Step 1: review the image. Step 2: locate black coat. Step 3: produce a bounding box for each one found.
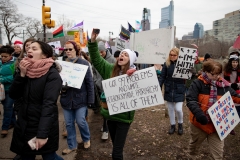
[159,61,185,102]
[9,64,62,155]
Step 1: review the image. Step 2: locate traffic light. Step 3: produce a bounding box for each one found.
[42,6,51,25]
[47,20,55,28]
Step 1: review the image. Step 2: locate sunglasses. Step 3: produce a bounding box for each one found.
[64,48,73,51]
[170,54,177,57]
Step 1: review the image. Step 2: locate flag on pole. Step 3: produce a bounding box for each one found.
[233,36,240,49]
[128,22,135,33]
[119,25,130,40]
[53,25,64,38]
[67,21,84,35]
[135,20,142,32]
[87,30,90,41]
[105,41,110,49]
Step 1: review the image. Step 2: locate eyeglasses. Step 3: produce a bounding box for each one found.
[170,54,177,57]
[64,48,73,51]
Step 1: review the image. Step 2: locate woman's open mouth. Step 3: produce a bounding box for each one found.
[27,54,33,58]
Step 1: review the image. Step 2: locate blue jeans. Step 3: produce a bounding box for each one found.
[63,106,90,149]
[21,152,63,160]
[1,91,16,130]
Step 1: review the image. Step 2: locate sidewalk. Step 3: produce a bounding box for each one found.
[0,102,83,160]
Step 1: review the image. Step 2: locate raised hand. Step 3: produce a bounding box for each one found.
[91,28,100,43]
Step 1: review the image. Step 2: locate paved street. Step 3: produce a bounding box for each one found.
[0,102,84,160]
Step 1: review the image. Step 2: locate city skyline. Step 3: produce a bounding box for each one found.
[0,0,239,44]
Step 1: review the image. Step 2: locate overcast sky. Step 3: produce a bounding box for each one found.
[2,0,240,44]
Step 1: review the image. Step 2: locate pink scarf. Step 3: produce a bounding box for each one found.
[22,57,54,78]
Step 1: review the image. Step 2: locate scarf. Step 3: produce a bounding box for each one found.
[201,72,230,121]
[22,57,54,78]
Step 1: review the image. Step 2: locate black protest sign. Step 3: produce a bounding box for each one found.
[172,47,197,79]
[102,67,164,115]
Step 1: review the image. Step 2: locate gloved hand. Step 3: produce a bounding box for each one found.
[189,67,196,75]
[61,82,69,92]
[195,113,208,125]
[127,68,136,76]
[231,83,239,91]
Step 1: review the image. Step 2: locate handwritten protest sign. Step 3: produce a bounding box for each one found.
[56,60,88,89]
[130,28,174,64]
[115,37,130,51]
[207,91,240,141]
[48,41,61,54]
[172,47,197,79]
[102,67,164,115]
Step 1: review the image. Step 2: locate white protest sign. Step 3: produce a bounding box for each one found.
[172,47,197,79]
[115,37,130,51]
[130,28,174,64]
[48,41,61,54]
[102,67,164,115]
[207,91,240,141]
[56,60,88,89]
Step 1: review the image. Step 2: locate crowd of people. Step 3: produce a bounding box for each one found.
[0,29,240,160]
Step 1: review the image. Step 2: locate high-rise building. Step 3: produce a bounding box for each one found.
[141,8,151,31]
[159,0,174,28]
[213,10,240,42]
[193,23,204,39]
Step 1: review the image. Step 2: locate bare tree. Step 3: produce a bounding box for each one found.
[0,0,25,45]
[24,17,43,39]
[57,14,75,32]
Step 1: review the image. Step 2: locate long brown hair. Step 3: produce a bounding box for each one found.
[166,47,179,67]
[111,61,130,78]
[15,38,36,67]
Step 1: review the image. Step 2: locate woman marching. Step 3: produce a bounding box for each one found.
[159,48,185,135]
[0,45,16,137]
[186,60,240,159]
[60,41,94,155]
[9,41,63,160]
[88,29,138,160]
[223,55,240,135]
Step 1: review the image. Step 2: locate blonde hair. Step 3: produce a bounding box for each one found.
[165,47,179,67]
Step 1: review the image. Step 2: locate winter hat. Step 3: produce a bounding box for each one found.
[65,41,78,52]
[114,50,121,58]
[228,46,240,56]
[204,53,211,60]
[98,41,105,51]
[14,40,23,49]
[120,49,138,68]
[229,55,239,61]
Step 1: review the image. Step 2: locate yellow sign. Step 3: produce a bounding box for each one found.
[74,32,80,43]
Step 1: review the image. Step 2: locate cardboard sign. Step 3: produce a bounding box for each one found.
[130,28,174,64]
[115,37,130,51]
[48,41,61,54]
[102,67,164,115]
[207,91,240,141]
[172,47,197,79]
[56,60,88,89]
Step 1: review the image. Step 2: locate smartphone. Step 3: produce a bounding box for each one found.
[93,29,100,34]
[28,137,36,150]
